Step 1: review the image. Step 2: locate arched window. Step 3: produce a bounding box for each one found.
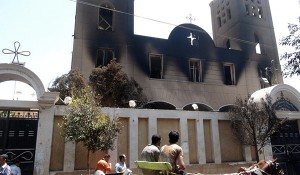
[142,101,176,110]
[254,34,261,54]
[258,7,263,18]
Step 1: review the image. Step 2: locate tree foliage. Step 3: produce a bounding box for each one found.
[89,59,147,107]
[228,94,285,162]
[62,87,122,153]
[49,69,86,100]
[279,16,300,77]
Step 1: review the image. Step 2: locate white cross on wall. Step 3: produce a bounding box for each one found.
[187,33,196,46]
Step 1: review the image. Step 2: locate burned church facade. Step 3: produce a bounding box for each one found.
[71,0,284,110]
[71,0,300,174]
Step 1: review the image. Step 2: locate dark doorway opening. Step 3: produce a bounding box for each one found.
[0,109,39,175]
[271,120,300,175]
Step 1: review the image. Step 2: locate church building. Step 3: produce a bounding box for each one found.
[71,0,283,110]
[1,1,300,175]
[71,0,300,174]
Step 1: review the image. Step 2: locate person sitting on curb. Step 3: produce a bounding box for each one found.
[95,154,112,175]
[115,154,132,175]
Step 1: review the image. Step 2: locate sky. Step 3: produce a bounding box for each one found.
[0,0,299,101]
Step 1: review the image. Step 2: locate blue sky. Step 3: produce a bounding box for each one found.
[0,0,299,100]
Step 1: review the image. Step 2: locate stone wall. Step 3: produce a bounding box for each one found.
[50,107,257,174]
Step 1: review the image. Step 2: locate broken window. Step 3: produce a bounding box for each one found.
[258,7,263,18]
[96,48,114,67]
[217,17,222,27]
[149,54,163,79]
[224,63,235,85]
[226,39,231,49]
[98,5,113,31]
[255,44,261,54]
[245,4,250,15]
[189,59,202,82]
[226,9,231,20]
[254,34,261,54]
[260,77,270,88]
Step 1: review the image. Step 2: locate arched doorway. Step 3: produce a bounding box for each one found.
[0,63,45,175]
[271,120,300,175]
[251,84,300,175]
[271,92,300,175]
[0,110,39,175]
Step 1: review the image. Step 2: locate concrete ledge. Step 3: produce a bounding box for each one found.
[184,162,253,174]
[54,172,123,175]
[52,162,254,175]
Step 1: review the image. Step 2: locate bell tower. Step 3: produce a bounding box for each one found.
[210,0,283,84]
[71,0,134,78]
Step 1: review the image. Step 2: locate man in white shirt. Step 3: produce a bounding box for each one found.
[115,154,132,175]
[0,154,11,175]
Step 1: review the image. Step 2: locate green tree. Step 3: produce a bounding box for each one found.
[89,59,147,107]
[280,16,300,77]
[48,69,86,100]
[228,95,285,162]
[62,87,122,173]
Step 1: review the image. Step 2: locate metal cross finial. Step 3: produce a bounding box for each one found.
[2,41,31,64]
[186,13,195,23]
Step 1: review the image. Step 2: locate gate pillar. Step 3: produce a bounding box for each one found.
[34,92,59,175]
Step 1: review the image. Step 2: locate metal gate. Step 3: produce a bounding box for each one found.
[0,110,39,175]
[271,120,300,175]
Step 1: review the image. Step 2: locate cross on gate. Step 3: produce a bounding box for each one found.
[2,41,31,64]
[186,13,195,23]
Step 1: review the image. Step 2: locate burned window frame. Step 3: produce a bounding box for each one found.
[96,48,115,67]
[254,34,261,54]
[189,58,203,82]
[223,62,236,85]
[149,53,163,79]
[98,4,114,31]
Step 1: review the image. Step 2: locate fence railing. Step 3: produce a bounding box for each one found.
[272,144,300,155]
